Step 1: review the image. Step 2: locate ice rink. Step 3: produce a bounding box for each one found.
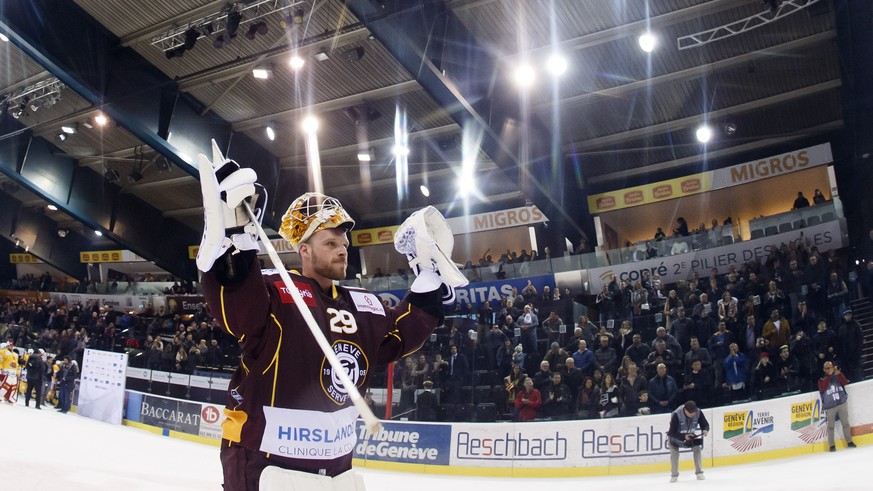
[3,398,867,490]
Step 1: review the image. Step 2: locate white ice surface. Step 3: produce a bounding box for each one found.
[3,399,867,490]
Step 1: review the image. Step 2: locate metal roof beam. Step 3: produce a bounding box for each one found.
[566,79,842,151]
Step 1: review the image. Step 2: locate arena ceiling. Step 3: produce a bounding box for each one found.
[0,0,862,280]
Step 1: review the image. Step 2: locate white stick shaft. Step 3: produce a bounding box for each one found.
[243,203,383,434]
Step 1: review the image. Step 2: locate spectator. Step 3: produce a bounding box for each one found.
[618,362,648,416]
[543,342,570,373]
[415,380,438,421]
[817,362,856,452]
[752,351,779,399]
[517,304,539,357]
[514,377,542,422]
[532,360,554,395]
[541,311,565,347]
[762,308,792,352]
[561,357,584,408]
[572,340,595,377]
[541,372,573,420]
[836,309,863,381]
[577,377,598,419]
[723,343,747,402]
[683,359,713,408]
[594,335,618,377]
[648,363,678,413]
[625,333,651,367]
[792,191,810,209]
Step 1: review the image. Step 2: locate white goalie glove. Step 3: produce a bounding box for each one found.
[394,206,468,304]
[196,140,267,272]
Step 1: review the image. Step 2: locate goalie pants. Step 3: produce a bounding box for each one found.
[669,444,703,478]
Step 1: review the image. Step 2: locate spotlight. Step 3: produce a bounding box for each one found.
[226,11,243,39]
[61,124,77,134]
[128,170,144,183]
[104,168,120,183]
[0,33,8,42]
[392,145,409,157]
[213,34,228,49]
[245,21,267,40]
[57,228,68,238]
[545,53,567,76]
[763,0,781,15]
[47,204,58,211]
[94,230,103,237]
[357,151,372,162]
[183,27,199,50]
[30,103,39,112]
[313,49,330,62]
[11,106,24,119]
[343,47,365,63]
[57,133,67,142]
[695,125,713,143]
[293,8,305,24]
[724,122,737,136]
[265,124,275,141]
[513,64,535,89]
[252,65,272,79]
[289,55,304,70]
[420,185,430,197]
[639,32,656,53]
[94,113,108,126]
[82,119,94,129]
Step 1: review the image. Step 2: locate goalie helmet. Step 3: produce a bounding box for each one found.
[279,193,355,251]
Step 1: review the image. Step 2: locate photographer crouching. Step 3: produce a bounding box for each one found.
[667,400,710,483]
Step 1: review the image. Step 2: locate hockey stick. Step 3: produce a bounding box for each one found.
[242,202,383,434]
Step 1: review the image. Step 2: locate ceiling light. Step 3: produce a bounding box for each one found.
[56,133,67,142]
[30,103,39,112]
[357,151,372,162]
[252,65,272,79]
[545,53,567,76]
[11,106,24,119]
[301,116,319,133]
[61,124,77,134]
[57,228,68,238]
[94,113,108,126]
[513,64,536,89]
[47,204,58,211]
[696,125,713,143]
[94,230,103,237]
[0,33,8,42]
[313,49,330,62]
[293,8,305,24]
[638,32,657,53]
[289,55,305,70]
[724,122,737,136]
[82,119,94,129]
[420,185,430,197]
[265,124,275,141]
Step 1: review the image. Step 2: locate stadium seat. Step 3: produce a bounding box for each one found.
[473,385,493,404]
[793,219,804,230]
[472,370,491,386]
[821,212,835,222]
[454,403,475,421]
[779,222,793,233]
[475,403,498,422]
[764,226,779,236]
[806,215,821,226]
[750,229,764,239]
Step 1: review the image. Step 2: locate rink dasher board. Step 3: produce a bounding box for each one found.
[108,380,873,476]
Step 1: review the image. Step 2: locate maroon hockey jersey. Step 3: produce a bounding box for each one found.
[202,258,439,476]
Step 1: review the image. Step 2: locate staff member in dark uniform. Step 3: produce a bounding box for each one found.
[24,349,47,409]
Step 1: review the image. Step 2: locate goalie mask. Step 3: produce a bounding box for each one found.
[279,193,355,251]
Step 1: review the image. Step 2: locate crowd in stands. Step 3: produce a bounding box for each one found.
[397,238,868,423]
[3,232,872,424]
[0,297,238,377]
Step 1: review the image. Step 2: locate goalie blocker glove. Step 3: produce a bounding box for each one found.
[196,140,268,272]
[394,206,468,304]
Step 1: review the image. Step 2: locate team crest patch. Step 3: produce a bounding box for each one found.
[349,291,385,316]
[320,340,369,405]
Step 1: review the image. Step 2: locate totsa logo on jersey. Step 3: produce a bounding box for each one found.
[791,400,827,443]
[722,410,774,452]
[321,340,369,405]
